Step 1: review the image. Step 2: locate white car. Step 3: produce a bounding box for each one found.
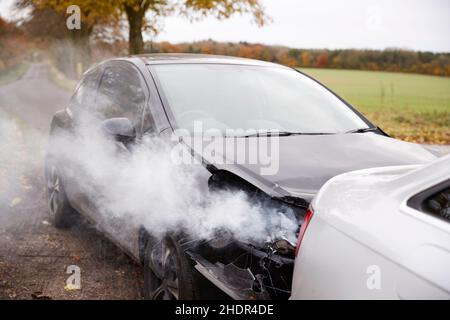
[290,155,450,299]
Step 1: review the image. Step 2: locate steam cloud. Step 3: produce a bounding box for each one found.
[50,113,298,245]
[0,115,48,229]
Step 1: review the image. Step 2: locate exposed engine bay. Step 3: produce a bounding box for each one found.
[185,237,299,300]
[180,170,307,300]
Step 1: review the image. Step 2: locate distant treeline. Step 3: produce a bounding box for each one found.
[2,12,450,78]
[147,40,450,77]
[0,17,27,72]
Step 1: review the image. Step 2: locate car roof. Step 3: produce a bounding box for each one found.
[124,53,287,68]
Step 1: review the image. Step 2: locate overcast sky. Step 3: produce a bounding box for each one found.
[1,0,449,52]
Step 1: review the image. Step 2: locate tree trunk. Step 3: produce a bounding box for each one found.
[125,5,145,55]
[69,25,92,79]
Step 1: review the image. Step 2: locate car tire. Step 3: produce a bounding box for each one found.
[45,160,77,229]
[143,235,198,300]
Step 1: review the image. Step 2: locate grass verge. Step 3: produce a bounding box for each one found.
[0,63,30,86]
[48,64,77,92]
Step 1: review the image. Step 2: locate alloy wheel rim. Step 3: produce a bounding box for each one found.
[47,165,60,214]
[147,239,180,300]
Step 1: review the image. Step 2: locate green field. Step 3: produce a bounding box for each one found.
[299,68,450,144]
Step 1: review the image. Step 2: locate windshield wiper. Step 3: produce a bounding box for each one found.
[232,131,334,138]
[345,127,378,134]
[240,131,295,138]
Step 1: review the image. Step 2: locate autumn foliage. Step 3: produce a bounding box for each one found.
[144,40,450,77]
[0,17,28,73]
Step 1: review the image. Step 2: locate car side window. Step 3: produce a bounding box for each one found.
[70,69,99,112]
[96,66,146,129]
[424,187,450,221]
[408,180,450,223]
[141,106,155,133]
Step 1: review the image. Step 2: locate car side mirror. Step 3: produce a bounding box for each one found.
[101,117,136,142]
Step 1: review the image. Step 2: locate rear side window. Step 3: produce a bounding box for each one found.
[424,188,450,221]
[96,66,146,128]
[408,180,450,223]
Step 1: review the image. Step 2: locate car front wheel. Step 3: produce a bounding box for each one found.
[143,235,197,300]
[45,161,77,228]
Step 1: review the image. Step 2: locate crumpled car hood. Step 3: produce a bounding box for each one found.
[187,132,436,201]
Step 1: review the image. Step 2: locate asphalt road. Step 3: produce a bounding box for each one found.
[0,64,71,131]
[0,64,143,300]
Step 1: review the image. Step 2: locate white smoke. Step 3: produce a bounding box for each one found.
[0,114,48,229]
[50,113,298,245]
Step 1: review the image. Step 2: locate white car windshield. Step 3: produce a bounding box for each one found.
[152,64,369,134]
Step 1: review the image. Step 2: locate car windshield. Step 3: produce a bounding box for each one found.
[152,64,369,134]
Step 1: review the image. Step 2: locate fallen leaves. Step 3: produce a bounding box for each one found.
[31,291,52,300]
[64,284,80,291]
[19,175,32,190]
[71,254,81,262]
[364,109,450,144]
[9,197,22,208]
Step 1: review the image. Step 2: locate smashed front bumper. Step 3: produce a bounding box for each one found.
[185,238,296,300]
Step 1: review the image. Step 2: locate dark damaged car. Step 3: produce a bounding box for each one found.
[45,54,435,299]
